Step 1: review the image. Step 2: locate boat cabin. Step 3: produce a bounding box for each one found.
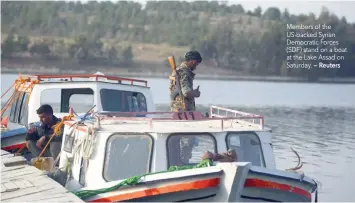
[3,73,154,130]
[59,106,276,192]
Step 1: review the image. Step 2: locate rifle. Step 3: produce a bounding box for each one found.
[168,56,186,111]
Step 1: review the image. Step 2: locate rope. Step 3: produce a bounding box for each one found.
[0,76,35,117]
[26,80,40,104]
[1,89,22,117]
[1,88,17,109]
[1,82,15,99]
[81,126,96,160]
[35,115,74,160]
[72,159,213,200]
[70,119,96,165]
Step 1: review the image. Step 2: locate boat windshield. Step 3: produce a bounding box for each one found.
[100,89,147,112]
[103,134,153,182]
[167,133,217,167]
[226,132,265,167]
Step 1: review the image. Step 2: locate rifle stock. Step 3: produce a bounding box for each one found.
[168,56,176,74]
[168,56,186,110]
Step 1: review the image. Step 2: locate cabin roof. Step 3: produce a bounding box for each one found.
[97,119,266,133]
[15,73,148,89]
[65,118,267,133]
[65,109,267,133]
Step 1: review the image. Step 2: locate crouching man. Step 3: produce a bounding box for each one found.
[26,104,63,160]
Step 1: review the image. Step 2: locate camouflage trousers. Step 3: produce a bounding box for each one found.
[170,96,196,112]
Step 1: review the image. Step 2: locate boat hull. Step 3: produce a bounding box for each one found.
[76,162,252,202]
[88,177,220,202]
[1,128,27,152]
[241,167,317,202]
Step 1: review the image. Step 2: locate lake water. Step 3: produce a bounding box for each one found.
[1,73,355,201]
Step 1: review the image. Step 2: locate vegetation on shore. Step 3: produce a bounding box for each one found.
[1,1,355,80]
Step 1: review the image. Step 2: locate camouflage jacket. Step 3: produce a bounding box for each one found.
[169,62,196,111]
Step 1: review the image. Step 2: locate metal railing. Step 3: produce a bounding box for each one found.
[92,106,264,131]
[23,74,148,87]
[209,106,264,130]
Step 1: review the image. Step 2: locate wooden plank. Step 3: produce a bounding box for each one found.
[2,182,80,202]
[2,172,47,182]
[35,193,69,200]
[10,193,67,202]
[1,150,10,156]
[0,150,83,203]
[46,195,83,202]
[1,171,81,201]
[1,164,41,176]
[2,182,20,192]
[6,194,82,203]
[1,165,26,172]
[21,180,34,188]
[2,156,27,167]
[0,186,6,193]
[29,176,66,189]
[1,168,43,180]
[1,185,55,200]
[13,179,34,189]
[1,153,14,160]
[7,187,73,202]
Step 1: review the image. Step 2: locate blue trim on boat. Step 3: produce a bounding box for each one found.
[1,128,27,138]
[1,121,41,139]
[241,195,281,202]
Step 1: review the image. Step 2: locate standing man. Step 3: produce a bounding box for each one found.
[169,51,202,112]
[26,104,63,160]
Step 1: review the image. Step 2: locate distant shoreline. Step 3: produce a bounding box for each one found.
[2,67,355,84]
[2,57,355,84]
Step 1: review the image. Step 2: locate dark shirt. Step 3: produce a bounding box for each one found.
[25,116,63,143]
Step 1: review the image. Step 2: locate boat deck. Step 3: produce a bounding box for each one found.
[0,150,84,202]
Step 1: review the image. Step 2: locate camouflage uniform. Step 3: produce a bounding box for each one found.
[170,62,196,112]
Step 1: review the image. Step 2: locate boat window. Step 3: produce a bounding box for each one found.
[100,89,147,112]
[19,93,29,125]
[226,132,265,167]
[40,88,94,113]
[167,133,217,167]
[9,92,24,123]
[103,134,153,182]
[9,95,18,122]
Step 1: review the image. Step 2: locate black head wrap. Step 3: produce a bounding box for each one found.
[184,51,202,63]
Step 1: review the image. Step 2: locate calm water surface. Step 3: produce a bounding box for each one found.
[1,73,355,201]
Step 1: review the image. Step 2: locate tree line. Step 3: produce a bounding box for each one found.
[1,1,355,79]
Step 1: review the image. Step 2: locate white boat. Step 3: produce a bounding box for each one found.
[1,73,153,154]
[0,73,319,202]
